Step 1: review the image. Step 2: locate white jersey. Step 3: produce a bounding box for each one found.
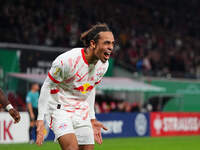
[37,48,108,120]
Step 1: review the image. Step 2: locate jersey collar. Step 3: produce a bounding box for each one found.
[81,48,89,65]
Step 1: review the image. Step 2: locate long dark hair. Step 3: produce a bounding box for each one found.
[80,23,111,47]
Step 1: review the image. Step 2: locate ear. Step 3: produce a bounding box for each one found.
[90,40,96,49]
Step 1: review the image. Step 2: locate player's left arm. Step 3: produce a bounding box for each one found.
[90,62,109,144]
[87,88,108,144]
[0,88,21,123]
[87,88,96,119]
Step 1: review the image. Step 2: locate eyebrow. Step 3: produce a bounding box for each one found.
[104,40,115,44]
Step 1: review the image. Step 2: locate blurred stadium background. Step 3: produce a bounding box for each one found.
[1,0,200,149]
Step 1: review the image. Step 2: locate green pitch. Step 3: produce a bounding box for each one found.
[1,136,200,150]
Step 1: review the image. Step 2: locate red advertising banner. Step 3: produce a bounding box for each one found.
[150,112,200,137]
[0,112,30,143]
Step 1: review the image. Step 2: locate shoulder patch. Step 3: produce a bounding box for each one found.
[54,67,61,76]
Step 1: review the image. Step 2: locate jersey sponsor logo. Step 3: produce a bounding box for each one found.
[74,83,94,94]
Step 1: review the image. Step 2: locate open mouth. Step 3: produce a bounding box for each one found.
[104,51,111,60]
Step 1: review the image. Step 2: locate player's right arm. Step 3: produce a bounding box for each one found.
[36,57,67,146]
[0,88,10,108]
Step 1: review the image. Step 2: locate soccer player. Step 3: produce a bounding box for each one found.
[0,88,21,123]
[26,83,39,143]
[36,23,114,150]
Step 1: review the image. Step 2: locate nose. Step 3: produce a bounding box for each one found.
[108,44,114,51]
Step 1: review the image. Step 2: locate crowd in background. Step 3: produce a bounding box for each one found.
[2,92,149,113]
[95,95,142,114]
[1,0,200,79]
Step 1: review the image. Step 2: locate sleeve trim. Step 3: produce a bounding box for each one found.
[95,80,101,85]
[48,72,60,84]
[50,89,59,94]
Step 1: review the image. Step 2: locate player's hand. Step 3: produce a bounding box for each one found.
[8,108,21,123]
[36,120,45,146]
[91,119,108,144]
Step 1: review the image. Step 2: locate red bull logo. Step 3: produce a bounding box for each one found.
[74,83,94,94]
